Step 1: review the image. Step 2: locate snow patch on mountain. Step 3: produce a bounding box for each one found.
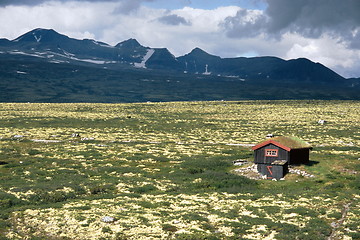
[9,50,46,58]
[60,49,75,57]
[203,64,211,75]
[134,49,155,68]
[33,33,42,42]
[91,40,113,48]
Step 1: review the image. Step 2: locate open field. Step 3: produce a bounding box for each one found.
[0,100,359,239]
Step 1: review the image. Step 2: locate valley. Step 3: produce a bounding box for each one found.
[0,100,359,239]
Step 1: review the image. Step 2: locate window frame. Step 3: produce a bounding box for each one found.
[265,149,278,157]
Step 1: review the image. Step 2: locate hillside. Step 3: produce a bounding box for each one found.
[0,101,359,239]
[0,28,359,102]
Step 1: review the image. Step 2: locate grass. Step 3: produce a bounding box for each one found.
[0,100,359,239]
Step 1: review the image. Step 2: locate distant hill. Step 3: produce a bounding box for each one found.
[0,28,358,102]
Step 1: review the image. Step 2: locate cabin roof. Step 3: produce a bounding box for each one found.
[252,136,312,152]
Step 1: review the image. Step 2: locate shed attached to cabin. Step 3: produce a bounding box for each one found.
[252,136,312,179]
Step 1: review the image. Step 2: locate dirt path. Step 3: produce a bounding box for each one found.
[328,202,352,240]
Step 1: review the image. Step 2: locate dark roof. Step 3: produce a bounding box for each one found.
[252,136,312,151]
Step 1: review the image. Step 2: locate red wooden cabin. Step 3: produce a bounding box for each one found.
[252,136,312,179]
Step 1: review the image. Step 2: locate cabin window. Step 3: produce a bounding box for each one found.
[265,149,278,157]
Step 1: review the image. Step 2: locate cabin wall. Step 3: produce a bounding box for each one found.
[289,149,310,165]
[257,163,288,180]
[254,144,288,164]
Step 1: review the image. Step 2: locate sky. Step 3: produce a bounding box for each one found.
[0,0,359,78]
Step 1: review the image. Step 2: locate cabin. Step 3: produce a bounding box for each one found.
[252,136,312,179]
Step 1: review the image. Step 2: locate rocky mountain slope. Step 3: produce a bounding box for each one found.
[0,28,358,102]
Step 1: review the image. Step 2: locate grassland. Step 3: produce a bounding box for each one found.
[0,100,359,239]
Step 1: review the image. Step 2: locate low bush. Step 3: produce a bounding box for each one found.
[284,206,318,217]
[88,184,115,195]
[162,224,177,232]
[130,184,157,194]
[28,190,76,204]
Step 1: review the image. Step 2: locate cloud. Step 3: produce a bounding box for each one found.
[0,1,117,40]
[222,9,267,38]
[218,0,360,77]
[0,0,99,6]
[157,14,191,26]
[264,0,360,52]
[0,0,154,12]
[113,0,155,14]
[265,0,360,36]
[223,0,360,47]
[1,1,360,77]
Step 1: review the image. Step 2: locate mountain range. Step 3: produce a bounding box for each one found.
[0,28,359,102]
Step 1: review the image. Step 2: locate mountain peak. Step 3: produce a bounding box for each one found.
[190,47,209,55]
[115,38,143,49]
[13,28,68,43]
[186,47,220,59]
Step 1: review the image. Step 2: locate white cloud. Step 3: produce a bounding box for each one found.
[285,34,360,77]
[0,1,360,77]
[101,6,241,55]
[0,1,117,40]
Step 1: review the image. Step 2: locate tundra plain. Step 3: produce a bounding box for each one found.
[0,100,359,239]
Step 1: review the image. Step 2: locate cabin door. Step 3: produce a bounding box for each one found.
[266,165,274,179]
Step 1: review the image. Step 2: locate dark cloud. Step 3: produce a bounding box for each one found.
[158,14,191,26]
[265,0,360,37]
[0,0,47,5]
[222,9,267,38]
[223,0,360,48]
[114,0,151,14]
[0,0,151,7]
[0,0,155,15]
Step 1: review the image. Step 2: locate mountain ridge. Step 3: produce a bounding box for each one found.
[0,28,347,80]
[0,28,359,102]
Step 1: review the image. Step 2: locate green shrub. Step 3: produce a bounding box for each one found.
[349,232,360,239]
[175,232,222,240]
[303,218,332,239]
[275,223,301,239]
[72,205,91,210]
[101,226,113,234]
[162,224,177,232]
[195,171,257,192]
[0,219,11,229]
[138,201,157,209]
[0,191,22,208]
[28,190,76,204]
[130,184,157,194]
[0,199,12,209]
[284,206,318,217]
[182,212,208,222]
[327,211,342,219]
[228,221,250,235]
[324,182,345,190]
[88,184,114,195]
[350,175,360,190]
[187,168,204,174]
[27,149,42,155]
[182,157,232,172]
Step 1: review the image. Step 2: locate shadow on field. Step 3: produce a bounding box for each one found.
[305,160,320,166]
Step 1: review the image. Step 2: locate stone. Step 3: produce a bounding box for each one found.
[101,216,115,223]
[71,133,80,137]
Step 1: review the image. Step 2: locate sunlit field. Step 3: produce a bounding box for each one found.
[0,100,359,239]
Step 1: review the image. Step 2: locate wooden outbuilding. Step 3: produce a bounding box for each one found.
[252,136,312,179]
